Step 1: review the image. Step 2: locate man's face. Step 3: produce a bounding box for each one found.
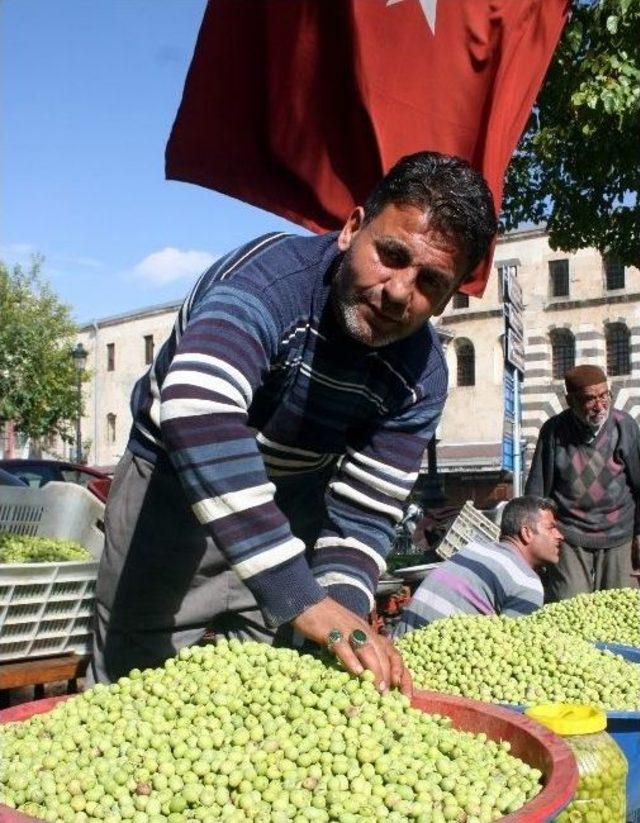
[567,381,611,428]
[332,203,469,348]
[528,509,563,567]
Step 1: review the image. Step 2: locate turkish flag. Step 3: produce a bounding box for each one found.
[166,0,569,295]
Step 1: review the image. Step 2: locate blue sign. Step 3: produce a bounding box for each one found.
[502,433,514,473]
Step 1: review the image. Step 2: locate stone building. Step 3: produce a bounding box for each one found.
[437,227,640,506]
[68,229,640,509]
[74,301,180,468]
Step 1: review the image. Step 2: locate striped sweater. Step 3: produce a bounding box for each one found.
[128,231,447,627]
[394,540,544,637]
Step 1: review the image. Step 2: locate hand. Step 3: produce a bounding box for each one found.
[291,597,413,697]
[632,536,640,571]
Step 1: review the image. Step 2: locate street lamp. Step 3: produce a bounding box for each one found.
[72,342,88,464]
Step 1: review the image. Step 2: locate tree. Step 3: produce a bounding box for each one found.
[502,0,639,265]
[0,257,85,448]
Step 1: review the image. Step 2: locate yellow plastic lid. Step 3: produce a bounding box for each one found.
[525,703,607,736]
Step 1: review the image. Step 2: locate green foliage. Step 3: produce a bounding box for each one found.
[502,0,639,265]
[0,257,84,443]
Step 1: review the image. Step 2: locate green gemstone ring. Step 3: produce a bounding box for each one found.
[326,628,343,653]
[348,628,369,650]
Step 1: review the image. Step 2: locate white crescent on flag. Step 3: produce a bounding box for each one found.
[386,0,438,34]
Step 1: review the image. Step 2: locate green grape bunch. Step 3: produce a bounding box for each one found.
[528,589,640,648]
[0,532,91,564]
[397,615,640,712]
[1,640,544,823]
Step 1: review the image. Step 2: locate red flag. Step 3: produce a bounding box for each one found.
[166,0,569,295]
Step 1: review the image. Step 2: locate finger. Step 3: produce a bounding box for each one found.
[354,639,390,691]
[387,644,405,690]
[399,664,414,698]
[331,639,365,678]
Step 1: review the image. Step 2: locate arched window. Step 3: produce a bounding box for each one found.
[550,329,575,379]
[606,323,631,376]
[456,339,475,387]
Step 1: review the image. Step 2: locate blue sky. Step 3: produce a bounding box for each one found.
[2,0,304,323]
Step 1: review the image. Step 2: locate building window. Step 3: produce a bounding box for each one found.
[550,329,575,379]
[452,292,469,309]
[456,338,475,387]
[106,413,116,444]
[144,334,154,365]
[497,264,516,303]
[549,259,569,298]
[604,257,625,291]
[107,343,115,372]
[606,323,631,376]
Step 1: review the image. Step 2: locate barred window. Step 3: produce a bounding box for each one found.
[456,338,475,387]
[606,323,631,376]
[604,258,625,291]
[549,259,569,298]
[452,292,469,309]
[550,329,575,379]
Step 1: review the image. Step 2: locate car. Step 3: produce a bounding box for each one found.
[0,459,110,491]
[0,467,28,487]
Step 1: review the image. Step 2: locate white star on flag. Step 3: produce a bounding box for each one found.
[386,0,438,34]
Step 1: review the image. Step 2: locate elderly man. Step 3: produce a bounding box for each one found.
[90,151,496,688]
[394,496,563,636]
[525,365,640,601]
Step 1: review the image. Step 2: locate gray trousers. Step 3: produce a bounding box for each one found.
[89,449,330,684]
[542,538,638,603]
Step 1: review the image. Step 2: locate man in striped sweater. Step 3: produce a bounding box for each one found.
[90,152,497,687]
[394,496,563,636]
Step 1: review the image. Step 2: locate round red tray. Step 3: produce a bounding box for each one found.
[1,690,577,822]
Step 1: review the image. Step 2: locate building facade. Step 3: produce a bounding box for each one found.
[73,301,180,468]
[437,227,640,506]
[66,231,639,510]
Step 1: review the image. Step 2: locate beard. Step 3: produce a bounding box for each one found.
[331,251,413,348]
[573,406,609,429]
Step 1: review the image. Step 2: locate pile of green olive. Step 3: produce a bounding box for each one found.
[1,640,544,823]
[397,615,640,710]
[528,588,640,648]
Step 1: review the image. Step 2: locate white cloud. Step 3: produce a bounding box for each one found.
[133,247,216,285]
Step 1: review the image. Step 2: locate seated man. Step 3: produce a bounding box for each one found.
[394,496,563,636]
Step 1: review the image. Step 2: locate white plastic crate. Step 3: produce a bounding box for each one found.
[0,482,104,661]
[436,500,500,560]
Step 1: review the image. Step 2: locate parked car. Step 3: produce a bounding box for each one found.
[0,467,28,487]
[0,459,109,491]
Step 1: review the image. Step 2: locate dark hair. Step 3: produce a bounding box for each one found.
[363,151,497,275]
[499,496,557,540]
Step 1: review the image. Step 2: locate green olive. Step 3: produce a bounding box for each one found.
[0,639,545,820]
